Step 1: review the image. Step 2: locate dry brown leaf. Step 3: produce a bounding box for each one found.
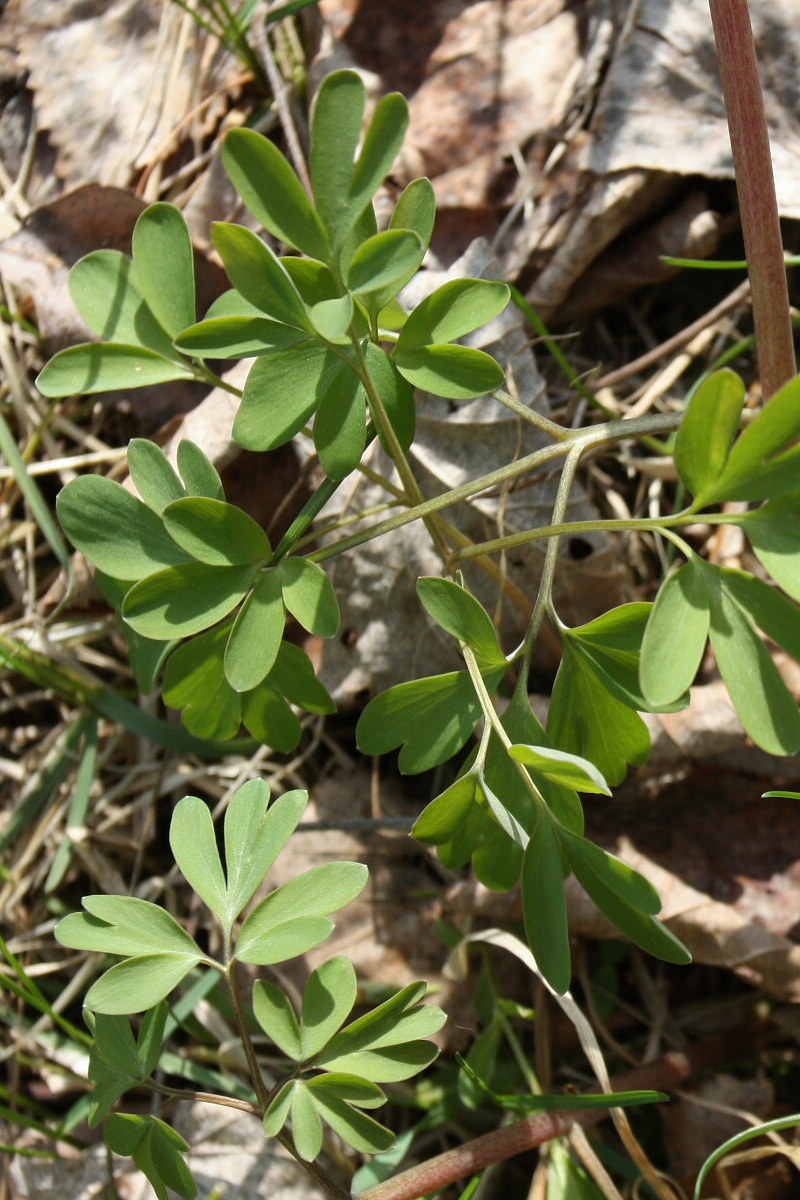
[585,0,800,219]
[10,0,201,187]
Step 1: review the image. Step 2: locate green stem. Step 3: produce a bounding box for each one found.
[517,443,583,680]
[149,1081,259,1116]
[351,337,450,561]
[310,412,687,565]
[708,0,796,397]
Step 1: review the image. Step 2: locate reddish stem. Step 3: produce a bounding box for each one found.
[356,1039,728,1200]
[708,0,795,398]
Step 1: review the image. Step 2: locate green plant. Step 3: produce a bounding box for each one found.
[36,55,800,991]
[29,0,800,1187]
[54,778,446,1198]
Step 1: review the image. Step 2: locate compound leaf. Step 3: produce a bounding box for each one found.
[548,641,650,787]
[56,895,201,958]
[225,783,307,921]
[309,295,354,343]
[509,744,611,796]
[162,497,271,566]
[241,684,302,751]
[390,177,435,251]
[710,374,800,500]
[310,70,367,244]
[162,624,243,741]
[233,340,331,451]
[356,670,490,774]
[307,1089,395,1154]
[235,862,367,965]
[566,836,691,966]
[268,640,336,714]
[175,315,308,358]
[169,796,228,924]
[176,439,225,501]
[559,831,662,915]
[708,575,800,754]
[347,230,423,297]
[290,1081,324,1161]
[84,954,203,1015]
[106,1114,196,1200]
[68,251,175,358]
[313,360,367,480]
[128,439,185,513]
[739,493,800,602]
[253,980,303,1061]
[301,956,358,1059]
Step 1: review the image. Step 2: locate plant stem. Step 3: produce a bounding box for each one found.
[708,0,796,397]
[351,337,451,561]
[310,412,687,564]
[224,962,271,1114]
[354,1041,727,1200]
[518,444,582,673]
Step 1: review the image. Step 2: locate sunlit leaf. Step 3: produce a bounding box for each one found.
[395,279,510,351]
[357,670,489,773]
[176,439,225,501]
[37,343,192,397]
[416,577,506,669]
[640,559,710,707]
[123,561,257,639]
[509,744,611,796]
[175,315,309,358]
[132,203,196,337]
[224,569,285,692]
[222,127,330,261]
[235,862,368,965]
[128,439,185,513]
[84,954,203,1015]
[674,368,744,506]
[347,230,423,297]
[301,956,358,1059]
[395,343,504,399]
[162,497,271,566]
[709,374,800,500]
[57,475,189,580]
[211,222,312,330]
[68,251,175,357]
[280,558,340,637]
[233,340,331,451]
[253,980,303,1060]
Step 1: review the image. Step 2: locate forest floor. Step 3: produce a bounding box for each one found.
[1,2,800,1198]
